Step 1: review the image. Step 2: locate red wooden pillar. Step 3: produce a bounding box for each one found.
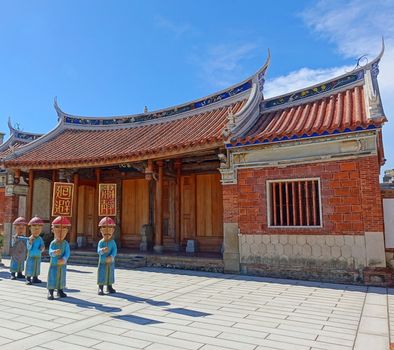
[175,159,181,249]
[154,160,164,253]
[27,169,34,219]
[70,172,79,247]
[94,169,101,241]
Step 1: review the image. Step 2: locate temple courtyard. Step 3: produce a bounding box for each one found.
[0,259,391,350]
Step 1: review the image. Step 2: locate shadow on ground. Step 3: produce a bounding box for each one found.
[58,296,122,312]
[108,291,170,307]
[112,314,162,325]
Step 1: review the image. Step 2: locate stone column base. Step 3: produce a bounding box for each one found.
[153,245,163,254]
[223,223,240,273]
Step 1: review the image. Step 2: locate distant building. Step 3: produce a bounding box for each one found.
[383,169,394,184]
[0,121,42,241]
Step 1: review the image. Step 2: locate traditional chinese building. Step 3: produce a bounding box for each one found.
[1,45,390,284]
[0,121,42,242]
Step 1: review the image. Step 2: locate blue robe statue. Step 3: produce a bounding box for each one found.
[47,240,70,290]
[25,236,45,278]
[97,239,117,286]
[10,236,28,274]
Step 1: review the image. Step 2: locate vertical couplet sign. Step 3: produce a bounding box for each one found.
[52,182,74,217]
[98,183,117,217]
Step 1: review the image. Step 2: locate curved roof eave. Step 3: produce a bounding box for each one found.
[262,39,385,111]
[53,50,271,124]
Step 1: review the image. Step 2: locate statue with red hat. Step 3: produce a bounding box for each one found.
[47,216,71,300]
[97,216,117,295]
[10,217,29,280]
[25,216,46,285]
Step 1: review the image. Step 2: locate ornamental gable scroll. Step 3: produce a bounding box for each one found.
[98,183,117,217]
[52,182,74,217]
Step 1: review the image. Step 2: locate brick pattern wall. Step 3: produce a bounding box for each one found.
[4,193,18,223]
[223,156,384,235]
[0,188,4,226]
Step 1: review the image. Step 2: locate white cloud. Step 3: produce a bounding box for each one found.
[265,0,394,174]
[155,15,192,39]
[264,65,353,98]
[191,42,260,89]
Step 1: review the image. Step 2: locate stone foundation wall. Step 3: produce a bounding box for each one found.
[239,233,386,284]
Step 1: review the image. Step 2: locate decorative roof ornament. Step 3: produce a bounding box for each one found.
[144,106,148,114]
[222,106,237,142]
[364,38,386,121]
[257,49,270,94]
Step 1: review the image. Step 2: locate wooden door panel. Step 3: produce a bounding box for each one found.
[181,175,196,240]
[196,174,223,238]
[121,179,149,236]
[85,186,95,240]
[77,185,96,244]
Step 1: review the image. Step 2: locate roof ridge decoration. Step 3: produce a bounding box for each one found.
[225,40,386,149]
[363,37,385,121]
[53,51,271,127]
[221,50,271,141]
[262,39,385,113]
[263,69,364,110]
[7,117,43,142]
[0,119,43,155]
[55,81,252,127]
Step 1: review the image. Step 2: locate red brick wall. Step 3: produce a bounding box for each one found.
[223,156,384,235]
[3,193,18,223]
[0,188,4,225]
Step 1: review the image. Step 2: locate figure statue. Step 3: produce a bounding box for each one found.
[47,216,71,300]
[97,216,117,295]
[25,216,45,285]
[10,217,28,280]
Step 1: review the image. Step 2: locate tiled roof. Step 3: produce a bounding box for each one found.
[0,141,25,159]
[232,86,386,146]
[6,100,246,167]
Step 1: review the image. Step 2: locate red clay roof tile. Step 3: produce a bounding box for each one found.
[6,100,246,167]
[235,86,385,145]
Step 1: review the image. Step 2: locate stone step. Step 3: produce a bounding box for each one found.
[15,251,224,273]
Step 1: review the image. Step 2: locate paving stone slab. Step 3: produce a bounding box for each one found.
[0,259,391,350]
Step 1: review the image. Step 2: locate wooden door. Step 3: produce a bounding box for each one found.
[77,185,96,245]
[163,180,176,240]
[121,179,149,249]
[181,175,196,241]
[196,174,223,251]
[180,173,223,252]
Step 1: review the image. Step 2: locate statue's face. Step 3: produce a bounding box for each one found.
[100,226,115,241]
[14,224,26,236]
[30,225,42,237]
[52,225,68,241]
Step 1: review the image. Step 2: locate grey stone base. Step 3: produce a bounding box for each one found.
[153,245,164,254]
[241,263,362,284]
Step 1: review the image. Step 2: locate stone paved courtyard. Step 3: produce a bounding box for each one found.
[0,258,391,350]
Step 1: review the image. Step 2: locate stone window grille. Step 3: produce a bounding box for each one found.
[267,178,322,227]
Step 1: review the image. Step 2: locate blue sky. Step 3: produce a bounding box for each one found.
[0,0,393,173]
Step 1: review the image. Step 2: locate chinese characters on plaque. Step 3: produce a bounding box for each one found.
[98,183,117,217]
[52,182,74,217]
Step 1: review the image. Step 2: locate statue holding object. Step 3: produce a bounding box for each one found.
[10,217,29,280]
[97,216,117,295]
[47,216,71,300]
[25,216,45,285]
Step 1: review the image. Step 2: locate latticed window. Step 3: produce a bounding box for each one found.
[267,179,322,227]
